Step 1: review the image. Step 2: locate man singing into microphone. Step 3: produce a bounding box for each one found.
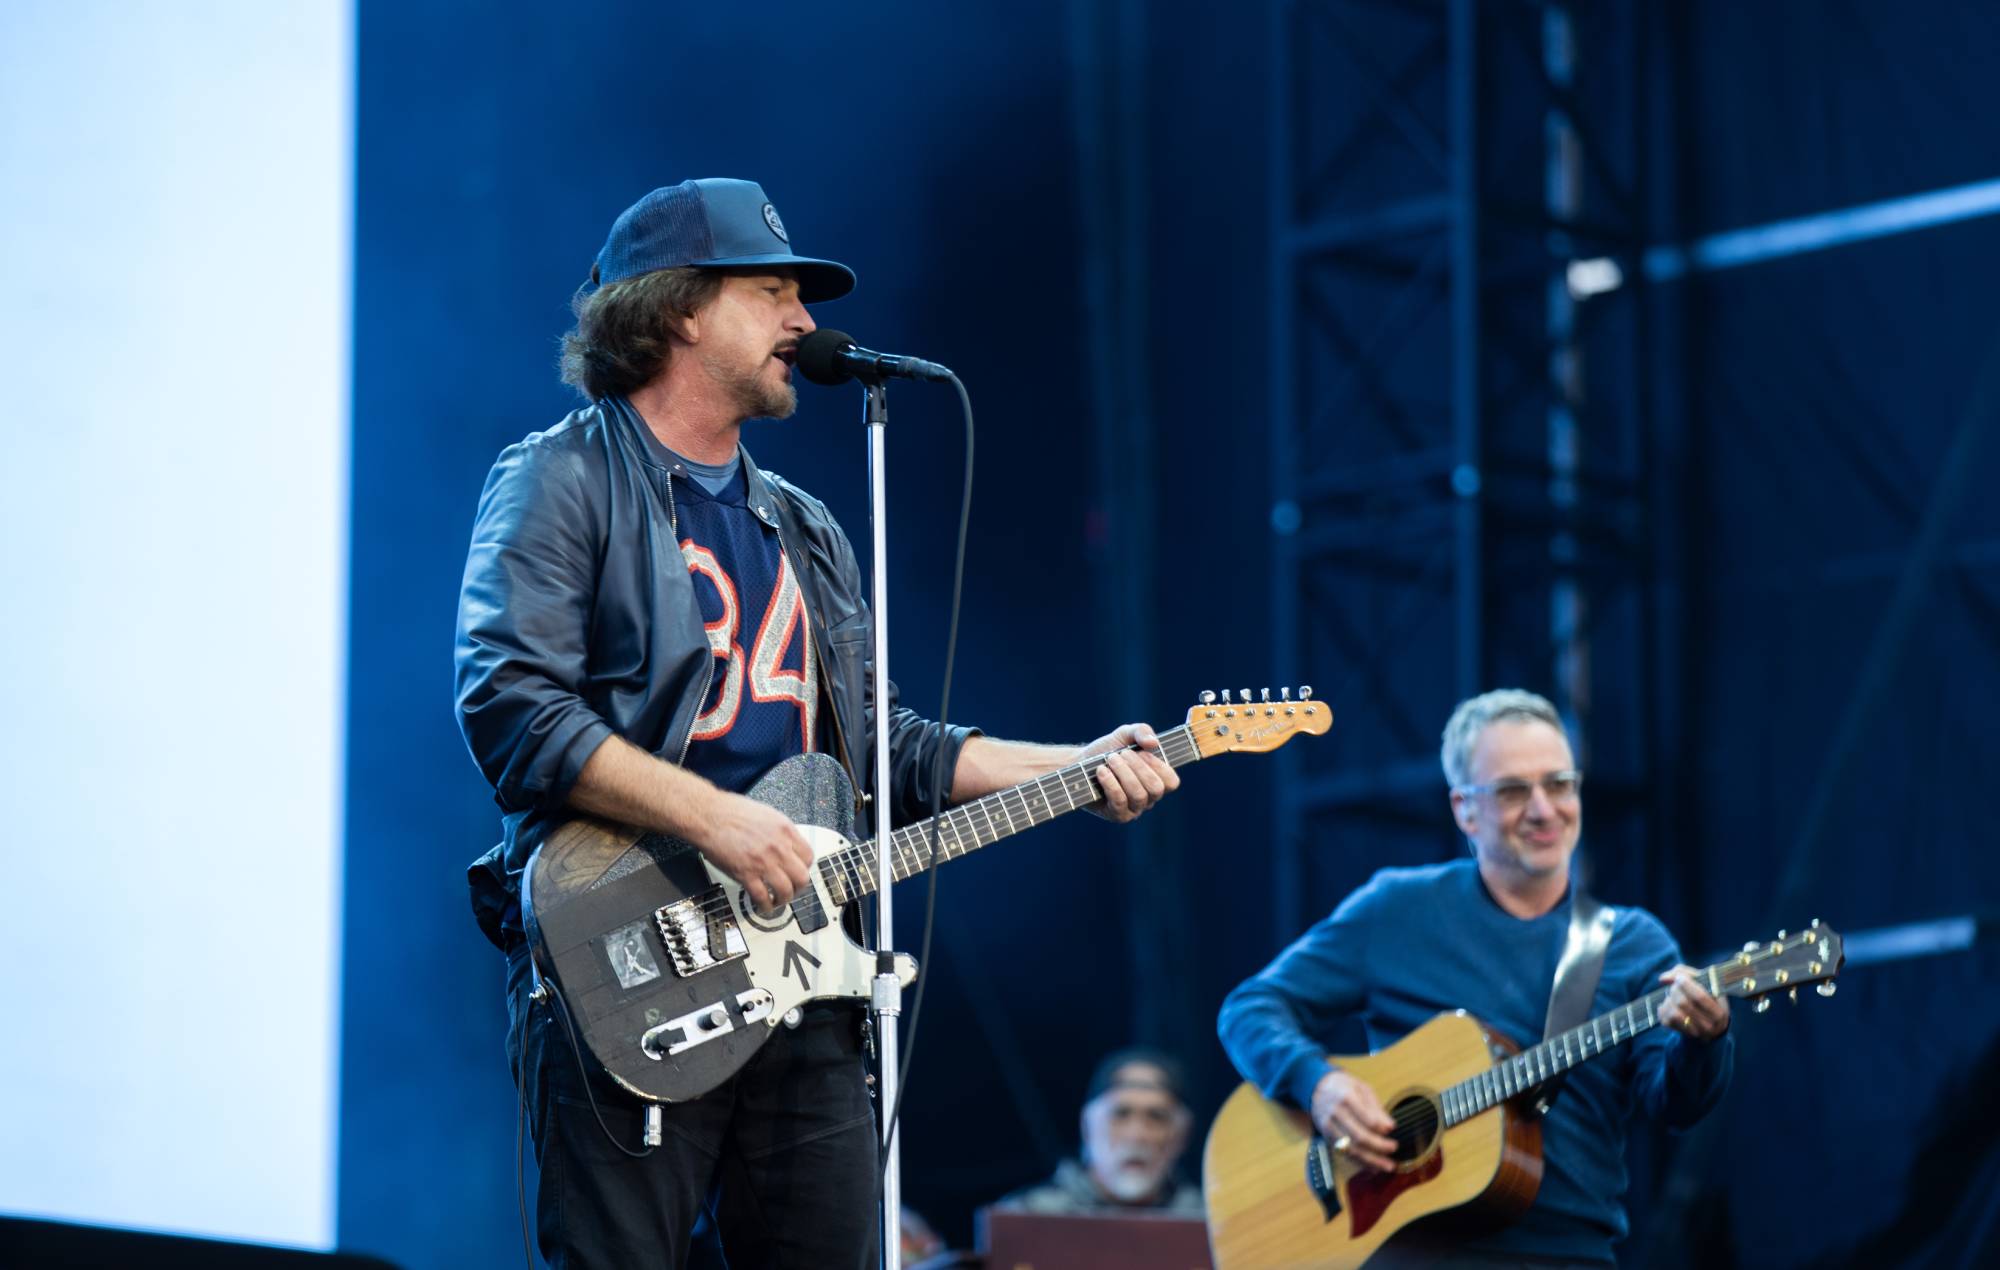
[454,178,1180,1269]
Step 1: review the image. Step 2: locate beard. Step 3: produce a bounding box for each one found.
[1092,1154,1170,1204]
[704,348,798,421]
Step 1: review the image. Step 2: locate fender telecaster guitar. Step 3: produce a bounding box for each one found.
[524,689,1329,1104]
[1203,923,1845,1269]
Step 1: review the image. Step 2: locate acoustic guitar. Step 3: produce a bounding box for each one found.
[1203,923,1845,1269]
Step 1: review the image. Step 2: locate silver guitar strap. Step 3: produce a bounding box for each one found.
[1535,873,1616,1115]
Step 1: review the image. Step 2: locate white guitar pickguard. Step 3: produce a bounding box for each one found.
[706,823,917,1024]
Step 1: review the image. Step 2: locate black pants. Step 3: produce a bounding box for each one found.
[506,950,881,1269]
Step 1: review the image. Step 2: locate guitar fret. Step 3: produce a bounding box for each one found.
[833,849,857,902]
[790,724,1237,912]
[1031,778,1059,822]
[1009,785,1037,827]
[1447,962,1744,1135]
[971,798,998,844]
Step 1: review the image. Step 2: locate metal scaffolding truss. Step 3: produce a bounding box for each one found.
[1266,0,1672,941]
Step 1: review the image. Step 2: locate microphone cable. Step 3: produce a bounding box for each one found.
[877,369,974,1172]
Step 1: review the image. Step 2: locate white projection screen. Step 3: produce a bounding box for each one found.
[0,1,350,1250]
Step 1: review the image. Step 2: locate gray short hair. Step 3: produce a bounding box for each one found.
[1440,689,1565,789]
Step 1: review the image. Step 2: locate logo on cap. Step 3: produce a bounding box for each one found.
[761,202,789,244]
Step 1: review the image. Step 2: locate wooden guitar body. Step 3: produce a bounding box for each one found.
[1203,922,1844,1268]
[1204,1011,1542,1270]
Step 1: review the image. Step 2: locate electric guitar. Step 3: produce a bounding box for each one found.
[523,688,1329,1104]
[1203,923,1846,1269]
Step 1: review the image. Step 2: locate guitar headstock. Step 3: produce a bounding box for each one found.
[1709,921,1846,1013]
[1185,686,1331,757]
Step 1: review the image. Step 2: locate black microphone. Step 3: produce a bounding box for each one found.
[795,329,953,386]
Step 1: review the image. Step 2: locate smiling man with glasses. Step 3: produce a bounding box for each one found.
[1218,689,1734,1267]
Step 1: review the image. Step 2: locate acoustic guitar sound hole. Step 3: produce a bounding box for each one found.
[1387,1094,1441,1166]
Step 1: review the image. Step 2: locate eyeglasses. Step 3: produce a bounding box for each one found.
[1456,770,1583,809]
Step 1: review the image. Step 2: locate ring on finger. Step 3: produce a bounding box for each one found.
[1331,1134,1353,1153]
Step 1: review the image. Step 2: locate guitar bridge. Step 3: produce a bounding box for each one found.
[1305,1135,1343,1222]
[655,888,747,977]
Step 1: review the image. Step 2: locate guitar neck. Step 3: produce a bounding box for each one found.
[816,723,1206,905]
[1437,968,1719,1127]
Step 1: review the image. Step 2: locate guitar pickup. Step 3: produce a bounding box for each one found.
[655,888,748,978]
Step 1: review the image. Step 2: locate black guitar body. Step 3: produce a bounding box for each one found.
[523,752,868,1103]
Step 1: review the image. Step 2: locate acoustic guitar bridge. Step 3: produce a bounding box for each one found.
[1305,1135,1344,1221]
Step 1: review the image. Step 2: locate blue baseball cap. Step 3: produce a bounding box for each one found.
[580,178,855,303]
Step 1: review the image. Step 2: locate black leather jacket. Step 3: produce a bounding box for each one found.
[455,396,975,949]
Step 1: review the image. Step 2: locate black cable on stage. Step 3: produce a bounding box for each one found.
[878,370,974,1170]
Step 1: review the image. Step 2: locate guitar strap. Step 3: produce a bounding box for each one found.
[1535,865,1616,1115]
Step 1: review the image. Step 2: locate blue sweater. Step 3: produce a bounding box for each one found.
[1217,859,1732,1264]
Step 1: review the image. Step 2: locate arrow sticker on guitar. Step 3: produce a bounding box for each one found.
[782,941,821,990]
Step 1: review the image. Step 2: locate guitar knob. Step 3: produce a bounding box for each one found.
[1817,981,1837,998]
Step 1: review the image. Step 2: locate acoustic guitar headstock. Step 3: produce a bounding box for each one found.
[1708,921,1846,1013]
[1185,687,1332,757]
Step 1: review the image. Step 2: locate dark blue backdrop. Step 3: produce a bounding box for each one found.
[339,3,1999,1268]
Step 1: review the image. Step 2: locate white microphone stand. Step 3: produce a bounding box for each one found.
[862,378,906,1270]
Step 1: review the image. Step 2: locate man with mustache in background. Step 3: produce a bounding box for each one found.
[998,1048,1205,1216]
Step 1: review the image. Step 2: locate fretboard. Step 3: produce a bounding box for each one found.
[1434,963,1724,1127]
[815,724,1205,905]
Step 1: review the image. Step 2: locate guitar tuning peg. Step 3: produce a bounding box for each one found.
[1221,689,1231,704]
[1281,687,1292,701]
[1787,988,1798,1005]
[1753,998,1771,1014]
[1742,941,1759,953]
[1810,917,1821,929]
[1816,981,1836,998]
[1239,687,1252,703]
[1200,690,1216,705]
[1777,930,1788,940]
[1261,688,1271,703]
[1298,686,1313,700]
